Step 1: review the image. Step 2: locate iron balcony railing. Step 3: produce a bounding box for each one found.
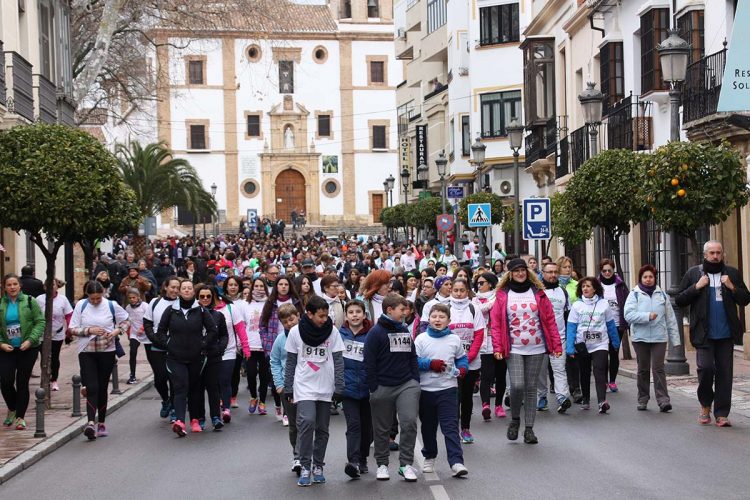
[683,43,727,124]
[35,74,58,124]
[0,41,5,106]
[606,93,653,151]
[525,116,559,168]
[5,51,34,121]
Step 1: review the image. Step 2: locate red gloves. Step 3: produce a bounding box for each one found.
[458,367,467,378]
[429,359,447,372]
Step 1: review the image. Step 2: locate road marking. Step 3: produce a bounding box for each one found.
[430,485,451,500]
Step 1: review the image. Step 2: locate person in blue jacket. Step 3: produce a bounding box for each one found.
[270,304,302,475]
[339,300,374,479]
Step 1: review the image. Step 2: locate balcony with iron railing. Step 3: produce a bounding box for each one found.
[35,74,58,124]
[0,41,5,107]
[683,42,727,125]
[4,51,34,122]
[524,116,559,168]
[606,93,653,151]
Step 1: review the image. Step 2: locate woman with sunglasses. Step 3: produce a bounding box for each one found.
[598,259,629,393]
[245,277,271,415]
[474,272,505,420]
[195,284,230,430]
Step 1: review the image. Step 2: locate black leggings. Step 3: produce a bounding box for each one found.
[567,355,581,396]
[199,359,222,420]
[78,352,116,423]
[166,357,205,423]
[129,339,141,378]
[231,354,243,399]
[0,347,39,419]
[578,350,609,404]
[145,345,171,403]
[51,340,63,382]
[246,351,271,403]
[457,369,480,429]
[479,353,507,407]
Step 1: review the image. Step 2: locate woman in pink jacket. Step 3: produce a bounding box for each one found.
[490,258,562,445]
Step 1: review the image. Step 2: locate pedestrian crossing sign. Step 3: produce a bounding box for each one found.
[467,203,491,228]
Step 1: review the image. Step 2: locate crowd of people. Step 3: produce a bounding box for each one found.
[1,230,747,484]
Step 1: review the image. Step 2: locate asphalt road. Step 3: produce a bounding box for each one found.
[3,377,749,500]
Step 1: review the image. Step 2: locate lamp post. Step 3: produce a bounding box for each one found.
[401,167,411,241]
[578,82,604,157]
[210,182,217,237]
[383,179,392,240]
[386,174,395,207]
[659,28,690,375]
[506,118,524,257]
[435,153,448,250]
[471,136,486,265]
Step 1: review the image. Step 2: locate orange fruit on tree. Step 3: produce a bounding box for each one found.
[671,178,679,186]
[677,189,686,197]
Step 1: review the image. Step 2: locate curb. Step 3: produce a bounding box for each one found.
[0,374,155,485]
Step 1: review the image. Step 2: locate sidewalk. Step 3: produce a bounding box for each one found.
[0,340,155,483]
[617,343,750,419]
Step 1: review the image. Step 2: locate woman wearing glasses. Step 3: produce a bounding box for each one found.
[474,272,506,420]
[598,259,629,393]
[195,284,229,431]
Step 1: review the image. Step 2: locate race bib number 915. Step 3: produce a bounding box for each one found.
[388,333,412,352]
[301,344,328,363]
[343,340,364,361]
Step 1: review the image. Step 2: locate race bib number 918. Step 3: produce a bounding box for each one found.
[301,344,328,363]
[388,333,412,352]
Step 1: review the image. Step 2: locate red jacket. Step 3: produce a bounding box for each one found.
[490,287,562,358]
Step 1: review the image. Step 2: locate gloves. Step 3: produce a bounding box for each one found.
[429,359,447,373]
[458,367,467,379]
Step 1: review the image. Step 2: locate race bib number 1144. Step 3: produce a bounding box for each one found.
[388,333,412,352]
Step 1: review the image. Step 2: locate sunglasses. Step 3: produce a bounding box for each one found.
[601,268,614,273]
[198,294,213,299]
[477,280,488,285]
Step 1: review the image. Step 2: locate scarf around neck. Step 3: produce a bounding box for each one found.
[298,314,333,347]
[252,290,268,302]
[639,283,657,296]
[449,296,471,311]
[559,275,571,287]
[508,280,532,294]
[599,274,616,286]
[703,259,724,275]
[427,325,452,338]
[542,279,559,290]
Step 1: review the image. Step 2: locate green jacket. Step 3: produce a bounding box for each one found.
[565,279,580,303]
[0,292,46,347]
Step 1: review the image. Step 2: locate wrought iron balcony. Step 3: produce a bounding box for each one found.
[524,116,558,168]
[35,74,58,124]
[4,51,34,122]
[0,41,5,107]
[606,93,653,151]
[683,43,727,125]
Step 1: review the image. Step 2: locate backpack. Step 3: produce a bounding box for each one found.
[80,298,124,357]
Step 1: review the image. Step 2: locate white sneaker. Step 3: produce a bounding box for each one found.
[376,464,390,480]
[422,458,435,473]
[399,464,418,482]
[51,381,59,391]
[292,459,302,474]
[451,463,468,477]
[275,406,283,421]
[282,414,289,426]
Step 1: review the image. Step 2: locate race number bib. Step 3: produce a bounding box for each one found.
[6,325,21,340]
[343,340,364,361]
[584,331,602,343]
[301,344,328,363]
[462,342,472,353]
[388,333,412,352]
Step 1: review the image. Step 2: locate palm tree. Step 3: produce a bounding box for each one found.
[116,141,217,257]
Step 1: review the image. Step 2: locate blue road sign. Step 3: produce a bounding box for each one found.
[447,186,465,198]
[523,198,550,240]
[467,203,491,228]
[246,209,258,231]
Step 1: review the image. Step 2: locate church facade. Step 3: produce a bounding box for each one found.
[154,0,401,227]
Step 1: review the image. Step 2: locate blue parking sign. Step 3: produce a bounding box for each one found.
[523,199,550,240]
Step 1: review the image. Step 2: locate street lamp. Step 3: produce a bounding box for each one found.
[435,152,448,250]
[400,167,410,205]
[386,174,395,207]
[506,118,524,257]
[471,136,487,265]
[659,28,690,376]
[210,182,217,238]
[578,82,604,156]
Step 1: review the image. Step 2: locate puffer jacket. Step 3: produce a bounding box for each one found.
[0,292,45,347]
[339,319,372,400]
[624,285,680,346]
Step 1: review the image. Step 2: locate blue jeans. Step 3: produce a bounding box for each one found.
[419,387,463,466]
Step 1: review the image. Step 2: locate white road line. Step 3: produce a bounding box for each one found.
[430,485,451,500]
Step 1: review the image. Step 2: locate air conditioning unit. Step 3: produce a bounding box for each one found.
[397,28,406,40]
[497,179,514,197]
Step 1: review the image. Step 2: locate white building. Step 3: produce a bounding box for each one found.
[146,0,401,229]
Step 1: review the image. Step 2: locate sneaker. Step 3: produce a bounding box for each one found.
[376,465,390,480]
[451,463,468,477]
[258,402,267,415]
[389,439,399,451]
[359,461,369,474]
[330,402,340,415]
[608,382,619,393]
[506,420,520,441]
[282,414,289,426]
[96,423,108,437]
[292,459,302,476]
[523,428,538,444]
[14,418,27,431]
[537,397,549,411]
[198,418,206,430]
[572,390,583,404]
[557,397,572,414]
[222,409,232,424]
[598,401,610,414]
[81,386,87,398]
[699,407,711,425]
[126,376,137,385]
[231,397,239,408]
[275,405,283,421]
[312,465,326,483]
[51,381,60,391]
[169,407,177,423]
[495,406,506,418]
[298,468,311,487]
[190,419,202,433]
[3,411,16,427]
[580,399,591,411]
[160,401,171,418]
[637,402,648,411]
[248,398,258,414]
[344,462,360,479]
[83,423,96,440]
[398,465,418,482]
[212,416,224,430]
[659,403,672,413]
[422,458,435,473]
[172,420,187,437]
[504,393,511,407]
[481,403,491,421]
[460,428,474,444]
[716,417,732,427]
